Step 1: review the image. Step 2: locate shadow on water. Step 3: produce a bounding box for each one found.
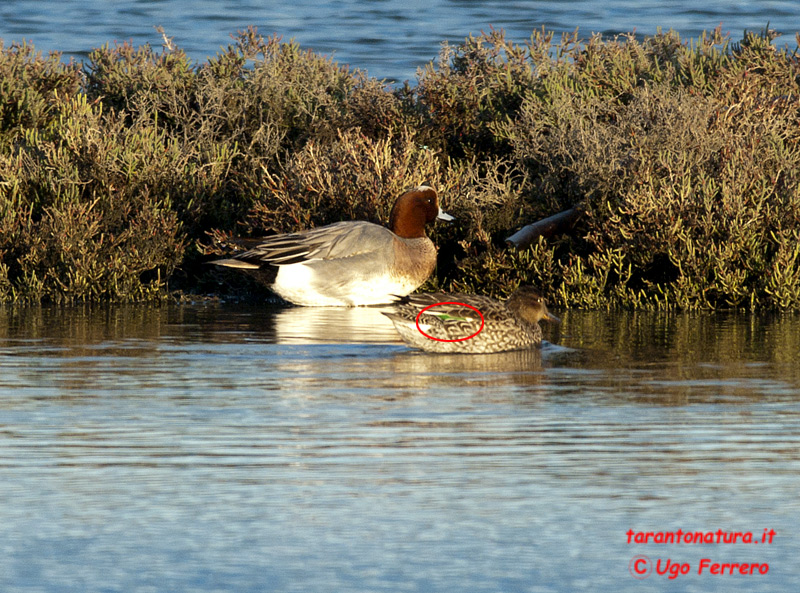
[550,309,800,406]
[1,303,553,400]
[3,303,798,404]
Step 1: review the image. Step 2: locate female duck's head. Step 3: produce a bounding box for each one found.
[506,286,560,326]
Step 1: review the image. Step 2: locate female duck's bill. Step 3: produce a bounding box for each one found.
[210,186,453,306]
[383,286,560,354]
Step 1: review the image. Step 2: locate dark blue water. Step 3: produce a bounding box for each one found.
[1,0,798,82]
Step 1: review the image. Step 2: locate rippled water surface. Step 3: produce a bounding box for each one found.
[1,303,799,592]
[1,0,799,81]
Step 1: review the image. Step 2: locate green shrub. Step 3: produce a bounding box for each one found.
[411,28,535,158]
[0,41,82,151]
[2,27,799,308]
[0,93,184,302]
[494,27,800,309]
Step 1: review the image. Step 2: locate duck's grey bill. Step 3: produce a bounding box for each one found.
[437,209,455,222]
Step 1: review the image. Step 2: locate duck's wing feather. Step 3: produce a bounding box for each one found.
[233,221,393,266]
[398,293,501,316]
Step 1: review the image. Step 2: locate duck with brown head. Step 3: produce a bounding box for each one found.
[210,186,453,306]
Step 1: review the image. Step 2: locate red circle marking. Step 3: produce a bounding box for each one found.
[415,302,485,342]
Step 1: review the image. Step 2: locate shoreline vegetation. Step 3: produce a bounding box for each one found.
[1,26,799,309]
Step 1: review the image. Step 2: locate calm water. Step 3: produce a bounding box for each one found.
[1,303,799,592]
[1,0,799,82]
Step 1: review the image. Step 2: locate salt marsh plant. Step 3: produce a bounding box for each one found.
[1,27,799,308]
